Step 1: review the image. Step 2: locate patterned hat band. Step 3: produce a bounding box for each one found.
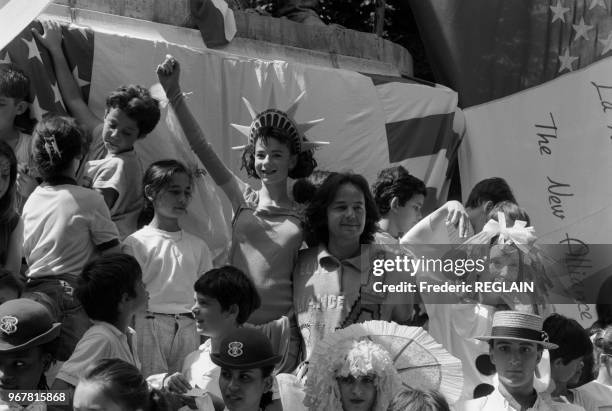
[475,310,558,349]
[490,326,549,343]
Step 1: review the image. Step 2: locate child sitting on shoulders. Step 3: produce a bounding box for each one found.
[53,253,148,394]
[123,160,212,378]
[23,115,120,360]
[34,19,161,239]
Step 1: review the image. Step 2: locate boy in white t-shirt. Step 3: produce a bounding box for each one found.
[53,253,148,396]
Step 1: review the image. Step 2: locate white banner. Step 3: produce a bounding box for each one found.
[461,56,612,244]
[460,57,612,326]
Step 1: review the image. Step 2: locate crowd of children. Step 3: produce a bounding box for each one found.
[0,17,611,411]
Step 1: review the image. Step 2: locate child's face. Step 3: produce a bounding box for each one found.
[219,367,272,411]
[0,347,49,390]
[150,172,192,221]
[395,193,424,233]
[102,107,140,155]
[0,95,25,133]
[490,339,542,390]
[125,277,148,315]
[73,381,126,411]
[488,244,520,282]
[326,183,366,247]
[552,356,584,384]
[0,154,11,199]
[253,137,295,184]
[191,292,233,337]
[337,374,377,411]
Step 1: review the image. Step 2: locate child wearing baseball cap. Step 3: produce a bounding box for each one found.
[0,298,61,404]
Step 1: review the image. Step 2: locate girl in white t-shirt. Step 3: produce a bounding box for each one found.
[22,115,120,360]
[123,159,213,378]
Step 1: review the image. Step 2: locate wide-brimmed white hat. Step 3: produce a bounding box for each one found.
[476,311,558,349]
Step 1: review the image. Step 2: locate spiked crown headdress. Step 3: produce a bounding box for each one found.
[231,91,328,152]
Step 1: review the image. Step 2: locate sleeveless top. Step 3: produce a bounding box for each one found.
[229,187,303,324]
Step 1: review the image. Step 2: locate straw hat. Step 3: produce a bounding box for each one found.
[476,311,558,349]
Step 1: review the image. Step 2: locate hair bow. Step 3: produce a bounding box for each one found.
[482,212,536,247]
[43,135,62,164]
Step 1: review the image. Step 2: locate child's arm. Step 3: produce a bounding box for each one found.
[32,19,101,135]
[400,200,470,244]
[16,164,38,201]
[156,55,246,212]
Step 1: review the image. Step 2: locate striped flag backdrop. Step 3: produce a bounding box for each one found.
[2,6,461,258]
[0,0,51,51]
[409,0,612,108]
[0,20,94,121]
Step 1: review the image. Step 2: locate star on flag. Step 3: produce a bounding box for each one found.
[599,32,612,55]
[550,1,570,23]
[1,20,94,120]
[22,37,42,63]
[572,17,594,41]
[589,0,607,10]
[72,65,91,89]
[30,95,48,120]
[558,48,578,72]
[50,81,66,110]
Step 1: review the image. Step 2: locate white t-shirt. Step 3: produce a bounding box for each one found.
[572,381,612,411]
[122,226,213,313]
[454,383,586,411]
[57,321,140,386]
[23,182,119,278]
[82,150,143,239]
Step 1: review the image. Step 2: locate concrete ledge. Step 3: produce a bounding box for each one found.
[52,0,412,76]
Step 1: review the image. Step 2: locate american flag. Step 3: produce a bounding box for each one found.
[409,0,612,108]
[0,20,93,123]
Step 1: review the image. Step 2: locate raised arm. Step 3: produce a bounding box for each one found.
[32,19,101,135]
[156,55,245,211]
[400,200,470,244]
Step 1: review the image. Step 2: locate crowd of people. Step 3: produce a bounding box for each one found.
[0,17,611,411]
